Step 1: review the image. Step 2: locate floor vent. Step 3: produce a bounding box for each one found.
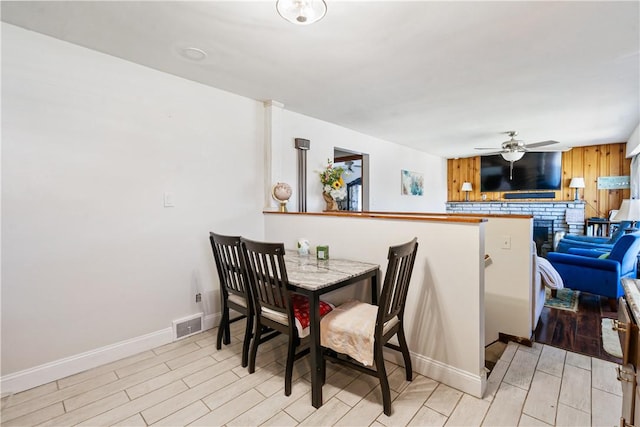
[173,313,203,340]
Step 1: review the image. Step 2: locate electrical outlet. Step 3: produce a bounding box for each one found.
[195,293,202,303]
[501,235,511,249]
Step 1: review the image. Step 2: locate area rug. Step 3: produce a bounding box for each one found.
[601,318,623,359]
[544,288,579,312]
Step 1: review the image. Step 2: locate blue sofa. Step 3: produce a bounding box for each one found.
[547,232,640,309]
[555,221,632,253]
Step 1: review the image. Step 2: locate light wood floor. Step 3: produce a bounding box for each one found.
[1,320,622,426]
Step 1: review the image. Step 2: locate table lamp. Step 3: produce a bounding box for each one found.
[461,182,473,202]
[569,177,585,201]
[612,199,640,232]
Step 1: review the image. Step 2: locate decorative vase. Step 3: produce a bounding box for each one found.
[322,192,339,211]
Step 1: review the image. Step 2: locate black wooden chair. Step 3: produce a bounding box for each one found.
[209,232,254,368]
[320,238,418,416]
[240,237,333,395]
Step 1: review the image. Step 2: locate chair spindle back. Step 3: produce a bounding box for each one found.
[241,238,290,315]
[377,238,419,328]
[210,232,249,301]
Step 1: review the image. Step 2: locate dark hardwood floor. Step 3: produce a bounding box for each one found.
[534,291,622,363]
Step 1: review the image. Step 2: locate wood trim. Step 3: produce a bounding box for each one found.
[498,332,533,347]
[263,210,487,224]
[365,210,533,219]
[334,154,362,162]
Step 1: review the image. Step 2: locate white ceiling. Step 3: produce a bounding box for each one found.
[2,1,639,159]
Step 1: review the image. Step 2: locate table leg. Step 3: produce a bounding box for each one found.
[309,292,323,408]
[371,270,379,305]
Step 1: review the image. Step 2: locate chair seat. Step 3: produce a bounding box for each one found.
[228,293,247,307]
[320,238,417,416]
[210,232,253,369]
[320,300,399,366]
[261,294,333,338]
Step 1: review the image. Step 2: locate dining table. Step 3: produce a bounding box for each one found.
[283,251,380,409]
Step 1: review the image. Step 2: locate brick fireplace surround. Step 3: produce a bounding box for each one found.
[446,201,586,254]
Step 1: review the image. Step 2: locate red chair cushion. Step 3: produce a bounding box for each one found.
[291,293,333,330]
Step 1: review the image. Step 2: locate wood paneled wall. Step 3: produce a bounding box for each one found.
[447,143,631,219]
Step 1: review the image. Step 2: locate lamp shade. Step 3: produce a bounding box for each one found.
[612,199,640,221]
[569,177,585,189]
[501,151,525,162]
[461,182,473,192]
[276,0,327,25]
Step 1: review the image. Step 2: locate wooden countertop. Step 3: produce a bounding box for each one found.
[263,211,487,224]
[622,278,640,323]
[263,210,528,223]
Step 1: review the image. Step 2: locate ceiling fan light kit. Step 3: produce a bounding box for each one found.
[276,0,327,25]
[345,160,361,172]
[474,130,560,179]
[475,131,559,161]
[501,151,525,162]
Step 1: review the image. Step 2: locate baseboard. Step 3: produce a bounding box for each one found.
[383,348,486,398]
[498,332,533,347]
[1,312,221,394]
[204,312,220,331]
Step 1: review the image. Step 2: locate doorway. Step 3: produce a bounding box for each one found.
[334,148,369,212]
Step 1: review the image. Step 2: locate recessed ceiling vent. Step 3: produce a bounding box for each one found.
[179,47,207,61]
[173,313,203,340]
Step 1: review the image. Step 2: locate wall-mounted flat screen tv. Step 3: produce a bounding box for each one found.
[480,152,562,192]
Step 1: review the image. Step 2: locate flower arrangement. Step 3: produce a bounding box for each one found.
[319,159,346,200]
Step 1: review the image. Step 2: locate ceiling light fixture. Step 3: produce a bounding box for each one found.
[500,151,525,162]
[500,151,525,180]
[276,0,327,25]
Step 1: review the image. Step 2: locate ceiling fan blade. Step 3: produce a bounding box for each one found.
[474,147,499,150]
[526,140,560,148]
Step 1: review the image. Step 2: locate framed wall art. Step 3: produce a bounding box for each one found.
[401,170,424,196]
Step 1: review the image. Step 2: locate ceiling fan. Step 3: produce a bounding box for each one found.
[345,160,361,172]
[475,131,559,179]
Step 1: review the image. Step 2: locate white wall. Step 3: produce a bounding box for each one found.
[271,109,447,213]
[264,213,487,398]
[483,217,534,344]
[1,23,451,393]
[626,123,640,157]
[1,24,265,385]
[354,212,534,346]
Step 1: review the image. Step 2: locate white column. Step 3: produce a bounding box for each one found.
[627,124,639,200]
[631,155,640,200]
[264,100,285,210]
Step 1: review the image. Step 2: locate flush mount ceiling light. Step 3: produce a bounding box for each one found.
[276,0,327,25]
[179,47,207,61]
